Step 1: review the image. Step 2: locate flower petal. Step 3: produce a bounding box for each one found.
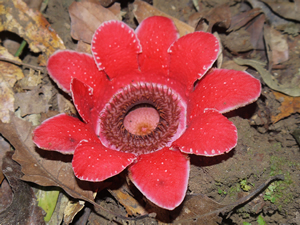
[47,50,106,92]
[174,109,237,156]
[33,114,99,154]
[168,32,219,92]
[71,78,94,124]
[128,147,190,210]
[189,69,261,114]
[72,140,136,181]
[91,20,141,79]
[71,77,108,134]
[136,16,178,75]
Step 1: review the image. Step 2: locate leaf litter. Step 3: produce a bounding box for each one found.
[0,0,300,224]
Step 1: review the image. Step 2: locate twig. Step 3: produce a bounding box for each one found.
[0,57,46,72]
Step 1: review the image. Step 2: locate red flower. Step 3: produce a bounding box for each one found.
[33,16,261,210]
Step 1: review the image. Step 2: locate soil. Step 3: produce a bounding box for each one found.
[2,0,300,224]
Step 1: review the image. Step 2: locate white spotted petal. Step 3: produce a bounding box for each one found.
[73,140,136,181]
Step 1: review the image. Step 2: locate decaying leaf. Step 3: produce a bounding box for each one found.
[108,184,147,216]
[17,69,43,88]
[271,91,300,123]
[69,0,121,44]
[0,46,24,123]
[0,0,65,65]
[264,25,289,65]
[0,179,13,212]
[222,10,265,52]
[247,0,288,27]
[0,114,100,204]
[133,0,194,37]
[0,136,11,184]
[174,194,223,224]
[193,3,231,33]
[48,193,69,225]
[221,28,253,52]
[234,58,300,97]
[63,200,85,224]
[0,151,45,224]
[14,85,52,116]
[261,0,300,21]
[228,8,262,32]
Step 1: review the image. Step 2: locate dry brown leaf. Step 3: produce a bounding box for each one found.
[271,91,300,123]
[0,47,24,123]
[228,8,262,32]
[174,194,223,224]
[221,60,248,71]
[69,0,121,44]
[0,0,65,65]
[63,200,85,225]
[18,69,43,87]
[0,151,45,224]
[194,3,231,33]
[244,14,265,50]
[133,0,194,37]
[264,25,289,65]
[221,9,265,53]
[221,28,253,52]
[0,136,11,184]
[0,77,16,123]
[262,0,300,21]
[0,179,12,212]
[75,40,92,54]
[108,184,147,216]
[14,85,52,116]
[0,114,102,204]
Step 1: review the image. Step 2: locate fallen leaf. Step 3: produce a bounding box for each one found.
[0,179,13,212]
[69,0,121,44]
[98,0,117,7]
[247,0,288,27]
[18,69,43,87]
[244,14,265,50]
[261,0,300,21]
[174,194,223,224]
[36,188,60,222]
[271,91,300,123]
[0,0,65,65]
[0,151,45,224]
[221,60,248,71]
[133,0,194,37]
[194,3,231,33]
[264,25,289,65]
[0,114,99,204]
[234,58,300,97]
[75,40,92,54]
[228,8,262,32]
[221,28,253,52]
[63,200,85,225]
[108,183,147,216]
[48,193,69,225]
[221,11,265,52]
[0,80,15,123]
[14,85,52,116]
[0,47,24,123]
[0,136,11,183]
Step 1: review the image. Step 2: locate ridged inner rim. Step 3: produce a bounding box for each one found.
[99,82,185,155]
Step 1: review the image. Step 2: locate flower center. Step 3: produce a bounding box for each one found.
[99,82,187,155]
[124,107,159,136]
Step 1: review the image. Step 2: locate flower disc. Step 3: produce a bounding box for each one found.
[99,82,186,155]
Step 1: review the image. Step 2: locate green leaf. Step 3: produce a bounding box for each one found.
[257,215,267,225]
[37,189,60,222]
